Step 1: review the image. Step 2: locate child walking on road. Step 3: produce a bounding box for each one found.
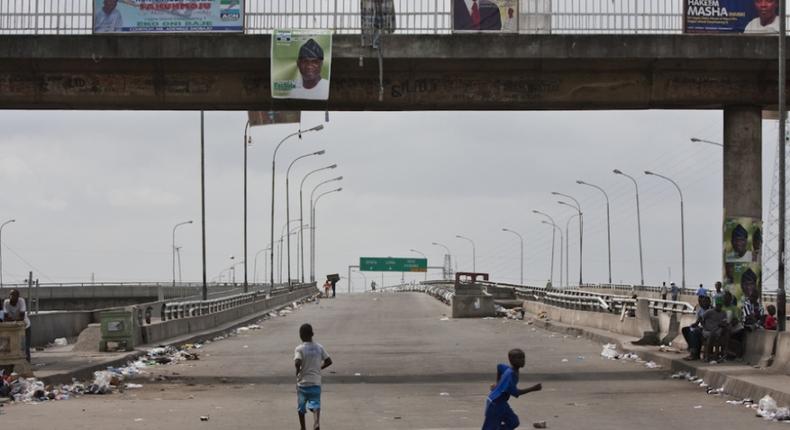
[294,323,333,430]
[482,348,542,430]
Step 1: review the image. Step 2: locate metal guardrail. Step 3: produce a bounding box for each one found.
[391,283,454,304]
[159,283,302,321]
[0,0,762,36]
[0,281,270,288]
[579,282,780,303]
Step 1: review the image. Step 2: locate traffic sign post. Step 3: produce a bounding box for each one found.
[359,257,427,272]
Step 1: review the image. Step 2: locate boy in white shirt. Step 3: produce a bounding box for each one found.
[3,289,31,361]
[294,323,332,430]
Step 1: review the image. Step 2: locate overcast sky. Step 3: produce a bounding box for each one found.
[0,109,780,292]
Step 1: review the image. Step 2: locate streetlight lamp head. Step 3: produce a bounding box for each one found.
[314,150,326,155]
[431,242,438,245]
[188,220,194,224]
[690,137,700,142]
[309,124,324,132]
[335,176,343,181]
[329,164,337,169]
[541,221,550,225]
[10,219,15,223]
[613,169,622,174]
[550,191,559,195]
[644,170,654,175]
[576,180,585,185]
[501,228,507,232]
[455,235,462,238]
[531,210,539,214]
[336,187,343,192]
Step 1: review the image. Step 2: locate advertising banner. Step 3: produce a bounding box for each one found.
[452,0,518,33]
[723,217,762,305]
[247,111,301,127]
[93,0,244,34]
[271,30,333,101]
[685,0,780,34]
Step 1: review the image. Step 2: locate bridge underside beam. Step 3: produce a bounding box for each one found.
[0,34,785,111]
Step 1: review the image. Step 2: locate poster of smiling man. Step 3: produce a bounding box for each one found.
[271,30,333,101]
[723,217,762,306]
[685,0,780,33]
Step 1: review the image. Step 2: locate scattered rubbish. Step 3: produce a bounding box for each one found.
[576,356,584,361]
[693,405,703,409]
[243,345,249,349]
[671,371,691,380]
[601,344,619,359]
[561,359,568,363]
[709,360,718,365]
[393,416,402,420]
[533,421,548,429]
[758,395,778,420]
[53,338,68,347]
[439,317,449,321]
[134,418,144,422]
[706,387,724,395]
[200,416,210,422]
[125,383,143,389]
[439,392,450,396]
[354,373,361,376]
[644,361,661,369]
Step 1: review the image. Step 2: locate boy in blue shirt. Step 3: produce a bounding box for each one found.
[482,348,542,430]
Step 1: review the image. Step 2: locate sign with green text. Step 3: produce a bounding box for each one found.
[360,257,427,272]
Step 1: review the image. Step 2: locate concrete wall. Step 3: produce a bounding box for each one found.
[28,311,96,347]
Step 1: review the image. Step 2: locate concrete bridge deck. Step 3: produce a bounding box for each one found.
[0,34,786,110]
[0,293,779,429]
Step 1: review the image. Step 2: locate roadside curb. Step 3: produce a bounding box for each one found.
[38,293,319,386]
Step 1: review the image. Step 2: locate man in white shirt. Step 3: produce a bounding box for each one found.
[3,289,31,362]
[502,7,517,32]
[744,0,779,33]
[288,39,331,100]
[94,0,124,33]
[294,323,332,430]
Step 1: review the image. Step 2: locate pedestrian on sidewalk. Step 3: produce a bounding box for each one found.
[482,348,542,430]
[3,289,31,362]
[670,282,679,302]
[294,323,332,430]
[322,280,331,298]
[659,282,668,301]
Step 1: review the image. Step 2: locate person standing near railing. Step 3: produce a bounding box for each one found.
[3,289,31,362]
[670,282,680,302]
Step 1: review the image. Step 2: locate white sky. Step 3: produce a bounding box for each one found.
[0,109,780,292]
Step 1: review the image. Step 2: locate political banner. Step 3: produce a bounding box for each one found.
[723,216,762,305]
[247,111,301,126]
[452,0,518,33]
[271,30,333,101]
[93,0,244,34]
[685,0,780,34]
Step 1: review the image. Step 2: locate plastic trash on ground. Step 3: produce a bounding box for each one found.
[600,343,619,359]
[53,338,68,347]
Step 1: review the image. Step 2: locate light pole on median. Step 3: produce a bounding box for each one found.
[299,164,337,283]
[253,246,271,284]
[169,220,193,300]
[564,214,579,288]
[577,180,612,284]
[614,169,645,285]
[310,176,343,282]
[540,220,563,288]
[455,235,476,273]
[409,248,428,281]
[645,170,686,291]
[278,219,301,284]
[501,228,524,285]
[270,125,324,294]
[0,219,15,288]
[431,242,453,280]
[313,188,342,284]
[286,149,325,288]
[533,210,559,287]
[553,191,583,286]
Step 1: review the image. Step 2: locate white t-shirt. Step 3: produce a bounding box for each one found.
[294,341,329,386]
[95,9,123,33]
[744,17,780,34]
[287,77,330,100]
[3,298,30,328]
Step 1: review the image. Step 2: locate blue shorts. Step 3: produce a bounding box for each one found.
[482,399,520,430]
[297,385,321,414]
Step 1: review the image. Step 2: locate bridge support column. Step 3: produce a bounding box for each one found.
[722,106,762,298]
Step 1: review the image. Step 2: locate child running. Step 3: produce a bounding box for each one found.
[482,348,542,430]
[294,323,333,430]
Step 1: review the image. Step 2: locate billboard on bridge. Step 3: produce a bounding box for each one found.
[723,216,761,309]
[452,0,519,33]
[271,30,333,101]
[93,0,244,34]
[685,0,779,34]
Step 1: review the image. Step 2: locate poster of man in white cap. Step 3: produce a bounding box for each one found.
[271,30,333,101]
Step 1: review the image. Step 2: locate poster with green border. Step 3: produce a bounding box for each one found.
[723,216,762,306]
[271,30,332,101]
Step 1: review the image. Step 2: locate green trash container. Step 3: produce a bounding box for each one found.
[99,309,137,352]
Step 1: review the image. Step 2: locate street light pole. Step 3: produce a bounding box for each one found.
[501,228,524,285]
[299,164,337,283]
[533,210,558,287]
[270,125,323,294]
[278,219,301,285]
[409,248,428,281]
[310,176,343,282]
[286,150,325,287]
[431,242,453,280]
[564,214,579,288]
[0,219,16,288]
[169,220,193,300]
[313,188,342,283]
[553,191,583,285]
[253,246,270,283]
[540,220,563,287]
[777,0,787,331]
[645,171,686,291]
[455,235,476,272]
[243,120,251,293]
[577,180,612,284]
[614,169,645,285]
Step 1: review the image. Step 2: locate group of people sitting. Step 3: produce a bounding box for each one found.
[681,282,777,362]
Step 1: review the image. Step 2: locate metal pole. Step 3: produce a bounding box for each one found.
[309,176,343,281]
[502,229,524,285]
[286,151,324,287]
[778,0,787,332]
[201,111,207,300]
[577,181,612,283]
[314,188,342,281]
[554,192,583,285]
[645,171,686,290]
[564,214,578,287]
[432,242,453,280]
[243,120,250,293]
[410,249,428,281]
[533,210,558,286]
[614,170,644,285]
[455,235,476,272]
[300,165,339,282]
[0,219,16,288]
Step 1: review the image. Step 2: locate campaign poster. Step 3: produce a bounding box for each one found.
[452,0,518,33]
[93,0,244,34]
[271,30,333,101]
[685,0,780,34]
[247,111,301,126]
[723,216,762,305]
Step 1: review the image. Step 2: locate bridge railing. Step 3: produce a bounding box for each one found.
[159,283,300,321]
[0,0,746,36]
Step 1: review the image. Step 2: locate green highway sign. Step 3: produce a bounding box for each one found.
[359,257,427,272]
